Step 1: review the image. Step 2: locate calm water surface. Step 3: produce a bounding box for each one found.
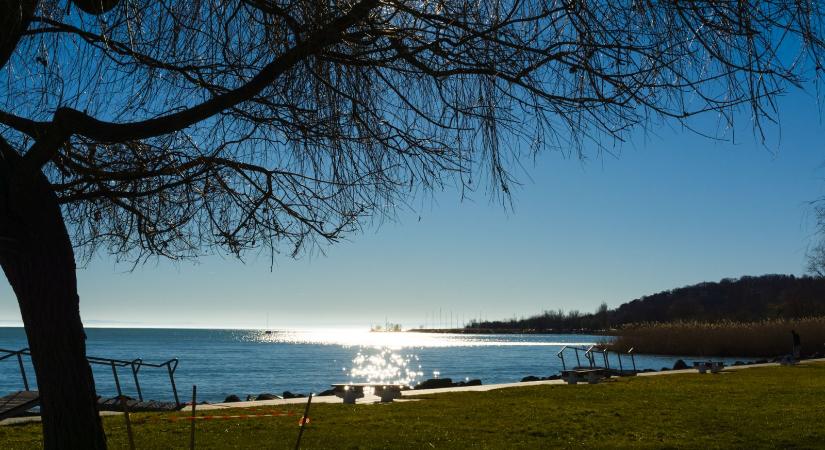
[0,328,739,402]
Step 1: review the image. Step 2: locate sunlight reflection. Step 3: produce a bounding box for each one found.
[349,348,423,386]
[242,328,596,348]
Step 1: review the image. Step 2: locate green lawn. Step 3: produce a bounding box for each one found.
[3,363,825,449]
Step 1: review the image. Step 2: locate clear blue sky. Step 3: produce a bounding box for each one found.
[2,89,825,329]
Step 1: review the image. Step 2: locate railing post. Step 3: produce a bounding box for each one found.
[167,361,180,407]
[575,350,581,368]
[557,346,567,371]
[17,352,30,391]
[131,360,143,402]
[617,353,623,372]
[111,361,123,398]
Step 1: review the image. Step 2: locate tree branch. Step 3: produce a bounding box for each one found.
[0,1,38,70]
[20,0,380,172]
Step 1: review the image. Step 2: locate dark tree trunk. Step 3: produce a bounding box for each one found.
[0,144,107,448]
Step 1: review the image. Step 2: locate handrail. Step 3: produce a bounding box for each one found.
[556,345,593,371]
[0,348,180,407]
[0,348,31,391]
[556,345,637,375]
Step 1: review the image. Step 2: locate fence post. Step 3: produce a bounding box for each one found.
[120,395,136,450]
[294,393,313,450]
[189,385,197,450]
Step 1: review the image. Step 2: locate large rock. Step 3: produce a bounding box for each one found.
[223,395,241,403]
[414,378,454,390]
[316,389,336,397]
[463,379,482,386]
[256,393,281,400]
[521,376,540,382]
[282,391,306,399]
[672,359,688,370]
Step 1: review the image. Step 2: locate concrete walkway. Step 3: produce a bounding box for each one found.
[196,378,570,411]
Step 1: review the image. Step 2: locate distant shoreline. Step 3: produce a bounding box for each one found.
[407,328,613,335]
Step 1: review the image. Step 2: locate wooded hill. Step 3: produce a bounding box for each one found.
[469,275,825,331]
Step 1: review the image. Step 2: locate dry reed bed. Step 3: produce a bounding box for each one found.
[610,317,825,357]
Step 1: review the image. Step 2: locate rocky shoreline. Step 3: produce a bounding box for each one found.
[216,353,824,404]
[220,377,484,403]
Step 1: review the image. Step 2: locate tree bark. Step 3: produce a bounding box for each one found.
[0,143,107,449]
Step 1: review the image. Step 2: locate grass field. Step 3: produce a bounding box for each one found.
[2,363,825,449]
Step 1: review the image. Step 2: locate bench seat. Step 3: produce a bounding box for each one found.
[330,383,405,404]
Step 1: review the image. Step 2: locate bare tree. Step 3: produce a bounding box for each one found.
[808,201,825,276]
[1,0,823,447]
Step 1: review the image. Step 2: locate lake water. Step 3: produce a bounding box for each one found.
[0,327,735,403]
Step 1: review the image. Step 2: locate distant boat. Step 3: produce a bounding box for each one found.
[264,314,273,334]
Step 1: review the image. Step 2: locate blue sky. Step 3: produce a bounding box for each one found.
[2,89,825,329]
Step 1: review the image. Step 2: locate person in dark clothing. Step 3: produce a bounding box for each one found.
[791,330,801,360]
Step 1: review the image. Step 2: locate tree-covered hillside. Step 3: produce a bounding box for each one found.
[470,275,825,332]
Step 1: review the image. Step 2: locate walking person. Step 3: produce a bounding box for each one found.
[791,329,802,360]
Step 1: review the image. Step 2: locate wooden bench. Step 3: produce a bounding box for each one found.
[330,383,405,404]
[693,361,725,374]
[561,369,608,385]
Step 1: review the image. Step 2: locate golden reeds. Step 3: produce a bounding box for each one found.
[609,317,825,357]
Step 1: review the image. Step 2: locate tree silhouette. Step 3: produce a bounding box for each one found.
[808,200,825,277]
[1,0,823,447]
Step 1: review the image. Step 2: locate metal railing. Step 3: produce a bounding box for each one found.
[0,348,31,391]
[556,344,636,374]
[556,345,591,371]
[1,348,180,407]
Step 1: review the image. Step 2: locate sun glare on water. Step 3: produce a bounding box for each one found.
[238,328,596,387]
[245,328,594,348]
[349,349,423,386]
